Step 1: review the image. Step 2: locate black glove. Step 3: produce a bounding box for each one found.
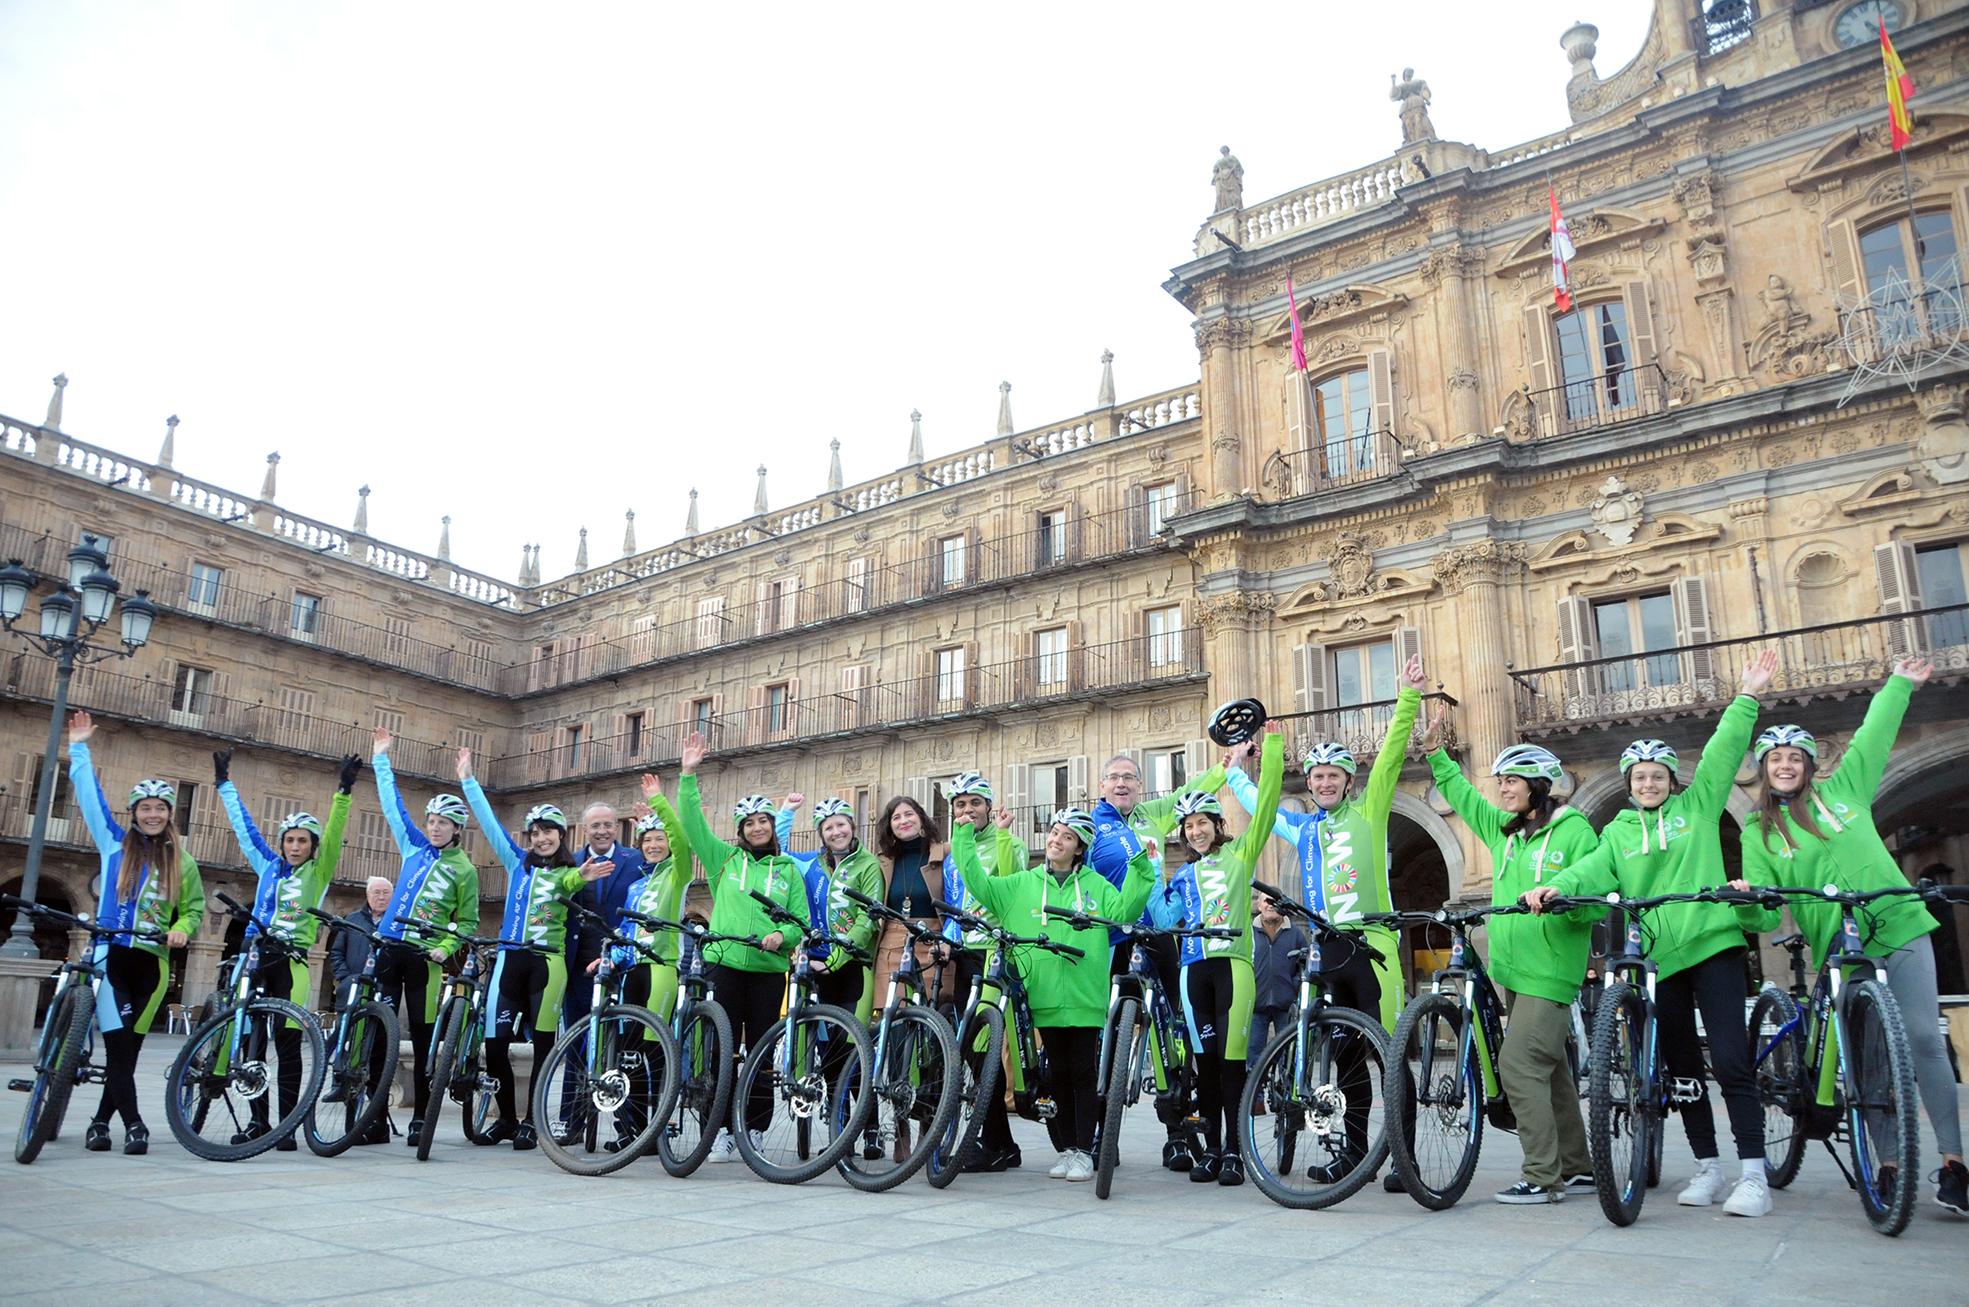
[337,753,363,795]
[212,748,233,784]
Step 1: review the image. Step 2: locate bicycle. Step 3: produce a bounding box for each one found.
[5,895,161,1164]
[413,921,554,1161]
[1746,882,1961,1236]
[1235,882,1399,1210]
[165,892,328,1161]
[300,907,400,1156]
[730,888,877,1183]
[829,887,960,1192]
[926,898,1087,1187]
[1042,905,1232,1199]
[530,903,682,1177]
[627,911,738,1179]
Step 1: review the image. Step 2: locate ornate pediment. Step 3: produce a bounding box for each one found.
[1787,113,1969,193]
[1838,468,1923,517]
[1495,207,1666,276]
[1528,514,1722,573]
[1262,285,1408,341]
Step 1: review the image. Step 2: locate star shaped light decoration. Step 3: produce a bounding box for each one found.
[1838,254,1969,405]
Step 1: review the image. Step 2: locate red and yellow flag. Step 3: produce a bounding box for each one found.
[1881,17,1915,151]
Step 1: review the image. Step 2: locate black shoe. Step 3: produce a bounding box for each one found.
[85,1122,112,1152]
[1162,1139,1197,1172]
[1218,1153,1246,1187]
[478,1118,518,1146]
[862,1129,883,1162]
[513,1122,538,1152]
[1307,1155,1362,1185]
[1189,1150,1222,1183]
[964,1145,1023,1174]
[1937,1159,1969,1215]
[274,1133,298,1153]
[1383,1170,1406,1193]
[230,1121,271,1147]
[124,1124,149,1156]
[321,1076,352,1104]
[354,1121,390,1146]
[405,1118,424,1148]
[553,1124,581,1148]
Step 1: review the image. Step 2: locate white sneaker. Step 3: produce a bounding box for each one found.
[747,1129,765,1155]
[1677,1159,1727,1206]
[708,1128,737,1163]
[1048,1152,1072,1179]
[1723,1175,1772,1217]
[1063,1150,1094,1182]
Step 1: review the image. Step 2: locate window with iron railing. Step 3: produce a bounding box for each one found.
[186,562,223,611]
[1147,606,1185,668]
[291,591,322,638]
[1036,626,1069,686]
[1145,483,1183,537]
[1858,212,1961,348]
[935,647,967,704]
[1031,761,1068,833]
[1038,511,1068,567]
[1555,302,1635,425]
[1916,541,1969,650]
[1593,592,1683,694]
[172,664,214,716]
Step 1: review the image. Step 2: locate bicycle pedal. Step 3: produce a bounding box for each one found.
[6,1078,29,1093]
[1669,1077,1705,1104]
[1035,1096,1058,1121]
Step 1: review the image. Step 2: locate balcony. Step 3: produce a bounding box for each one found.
[1272,692,1459,768]
[1522,362,1668,440]
[1509,604,1969,734]
[482,629,1209,791]
[1271,428,1403,497]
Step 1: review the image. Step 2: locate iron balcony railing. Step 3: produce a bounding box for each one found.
[1275,428,1403,496]
[1525,361,1668,440]
[1837,273,1967,369]
[1509,603,1969,732]
[1269,692,1460,765]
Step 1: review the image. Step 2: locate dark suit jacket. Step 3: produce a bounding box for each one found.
[565,842,643,967]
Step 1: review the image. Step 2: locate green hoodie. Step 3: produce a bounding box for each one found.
[626,793,697,964]
[1427,750,1604,1005]
[950,820,1156,1027]
[1545,693,1760,981]
[677,774,811,973]
[1736,676,1935,968]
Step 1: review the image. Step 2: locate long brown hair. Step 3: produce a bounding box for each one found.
[119,819,183,905]
[1755,754,1828,852]
[1502,779,1560,840]
[875,796,942,861]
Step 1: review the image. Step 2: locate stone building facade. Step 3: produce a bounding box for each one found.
[3,0,1967,1008]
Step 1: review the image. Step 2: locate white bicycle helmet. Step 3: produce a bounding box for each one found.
[524,803,568,831]
[1490,744,1564,784]
[1754,725,1818,761]
[1301,742,1358,776]
[425,794,470,827]
[1051,807,1096,847]
[1173,791,1224,818]
[947,770,994,801]
[811,797,855,827]
[128,778,177,808]
[277,811,323,838]
[731,794,774,821]
[1618,739,1680,775]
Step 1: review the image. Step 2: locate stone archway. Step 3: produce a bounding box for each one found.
[1874,727,1969,993]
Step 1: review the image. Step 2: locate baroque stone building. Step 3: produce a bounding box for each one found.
[3,0,1967,1009]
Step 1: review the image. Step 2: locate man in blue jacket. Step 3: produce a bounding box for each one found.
[556,801,643,1137]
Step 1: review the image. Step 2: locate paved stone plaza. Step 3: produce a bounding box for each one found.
[0,1041,1961,1306]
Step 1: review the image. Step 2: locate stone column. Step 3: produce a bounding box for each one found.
[1431,540,1528,899]
[1195,317,1251,501]
[1195,589,1277,710]
[1424,247,1485,441]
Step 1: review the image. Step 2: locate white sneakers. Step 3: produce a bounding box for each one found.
[1677,1158,1727,1206]
[747,1129,765,1156]
[1049,1152,1072,1178]
[1723,1175,1772,1217]
[708,1128,737,1163]
[1050,1149,1094,1181]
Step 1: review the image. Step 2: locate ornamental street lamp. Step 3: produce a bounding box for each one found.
[0,534,157,957]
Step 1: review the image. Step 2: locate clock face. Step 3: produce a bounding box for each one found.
[1834,0,1904,49]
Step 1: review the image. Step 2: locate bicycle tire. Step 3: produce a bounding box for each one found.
[927,1002,1004,1188]
[419,997,467,1161]
[1238,1006,1392,1211]
[657,998,735,1178]
[1843,979,1919,1236]
[304,1000,400,1157]
[1647,1106,1665,1189]
[1094,997,1141,1200]
[14,982,89,1165]
[166,997,326,1162]
[1385,991,1483,1210]
[733,1003,873,1184]
[534,1004,682,1177]
[838,1005,960,1193]
[1748,988,1806,1189]
[1587,982,1650,1227]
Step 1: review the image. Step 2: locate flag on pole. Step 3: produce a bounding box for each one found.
[1285,275,1308,373]
[1880,18,1915,152]
[1549,184,1576,312]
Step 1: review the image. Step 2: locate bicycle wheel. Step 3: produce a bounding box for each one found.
[419,998,466,1161]
[657,999,735,1178]
[927,1003,1004,1188]
[304,1001,400,1157]
[1844,979,1918,1236]
[1238,1006,1391,1210]
[1748,988,1806,1189]
[1587,981,1650,1226]
[166,997,326,1162]
[734,1003,873,1184]
[534,1004,682,1177]
[837,1005,960,1193]
[1385,992,1483,1210]
[1094,998,1142,1200]
[15,982,89,1165]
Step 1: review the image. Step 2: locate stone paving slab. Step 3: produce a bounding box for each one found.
[0,1041,1962,1305]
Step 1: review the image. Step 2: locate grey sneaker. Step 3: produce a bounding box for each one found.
[1563,1172,1596,1193]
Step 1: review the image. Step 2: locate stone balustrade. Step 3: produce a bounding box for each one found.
[1241,160,1406,248]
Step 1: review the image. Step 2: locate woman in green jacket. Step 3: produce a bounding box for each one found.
[1733,658,1964,1215]
[1426,721,1601,1205]
[1528,648,1778,1218]
[620,773,696,1022]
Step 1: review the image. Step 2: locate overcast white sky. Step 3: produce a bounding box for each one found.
[0,2,1646,582]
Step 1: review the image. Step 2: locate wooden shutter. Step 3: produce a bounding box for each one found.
[1524,304,1555,398]
[1172,473,1191,516]
[746,684,767,747]
[1623,281,1659,369]
[1556,595,1600,703]
[785,675,802,739]
[1874,541,1927,655]
[525,729,550,786]
[754,579,772,636]
[779,574,800,629]
[839,663,865,732]
[1285,369,1310,454]
[1291,643,1328,713]
[904,775,931,808]
[1067,755,1090,806]
[1367,349,1395,442]
[1003,762,1029,826]
[1827,221,1865,309]
[1184,739,1212,780]
[1669,575,1716,686]
[1395,626,1423,676]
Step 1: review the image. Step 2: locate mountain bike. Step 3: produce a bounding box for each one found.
[927,898,1086,1187]
[413,921,552,1161]
[1235,882,1399,1210]
[1042,905,1232,1199]
[624,911,738,1179]
[530,903,682,1177]
[5,895,161,1164]
[731,889,877,1183]
[301,907,399,1156]
[165,892,327,1161]
[1746,882,1962,1236]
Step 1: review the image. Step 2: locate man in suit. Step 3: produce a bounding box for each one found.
[564,801,643,1002]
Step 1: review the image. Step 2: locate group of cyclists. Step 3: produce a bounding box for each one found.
[27,649,1969,1225]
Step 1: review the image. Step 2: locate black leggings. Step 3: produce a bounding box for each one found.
[1039,1025,1102,1154]
[373,944,436,1119]
[954,952,1016,1153]
[95,946,165,1129]
[1656,947,1763,1161]
[248,955,304,1129]
[1321,933,1382,1164]
[487,951,555,1124]
[710,965,786,1135]
[1182,957,1250,1154]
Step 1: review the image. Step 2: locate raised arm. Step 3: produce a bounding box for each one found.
[1132,761,1230,840]
[676,734,739,884]
[313,755,361,887]
[1425,742,1505,848]
[213,748,278,870]
[949,821,1009,919]
[642,780,696,879]
[63,713,124,852]
[459,770,523,874]
[1686,652,1773,818]
[370,727,424,857]
[1229,727,1287,870]
[1832,662,1922,802]
[1361,659,1425,827]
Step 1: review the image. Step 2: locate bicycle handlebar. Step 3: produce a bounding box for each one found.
[929,898,1085,959]
[0,893,162,941]
[743,890,872,963]
[840,886,947,944]
[306,906,381,942]
[1038,904,1235,943]
[405,919,551,956]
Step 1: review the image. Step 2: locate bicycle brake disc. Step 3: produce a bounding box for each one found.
[234,1060,272,1101]
[591,1069,632,1112]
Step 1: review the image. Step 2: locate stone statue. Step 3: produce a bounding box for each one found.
[1758,274,1807,335]
[1390,68,1435,144]
[1211,146,1243,213]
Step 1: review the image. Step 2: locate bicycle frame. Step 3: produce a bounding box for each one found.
[1431,924,1506,1105]
[1752,906,1893,1149]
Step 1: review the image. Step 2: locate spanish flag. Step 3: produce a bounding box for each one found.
[1881,17,1915,151]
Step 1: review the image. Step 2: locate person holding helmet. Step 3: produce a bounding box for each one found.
[1423,721,1603,1204]
[65,711,204,1156]
[1146,721,1285,1186]
[1527,649,1779,1217]
[675,730,812,1163]
[370,725,481,1149]
[950,805,1158,1182]
[1730,658,1964,1214]
[457,748,613,1149]
[211,746,362,1151]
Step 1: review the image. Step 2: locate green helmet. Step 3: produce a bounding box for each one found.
[1754,725,1817,761]
[128,778,177,808]
[425,794,470,827]
[1173,791,1223,819]
[1301,742,1358,776]
[1051,807,1096,848]
[524,803,568,831]
[811,797,855,828]
[1619,739,1680,775]
[1490,744,1563,784]
[277,811,323,839]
